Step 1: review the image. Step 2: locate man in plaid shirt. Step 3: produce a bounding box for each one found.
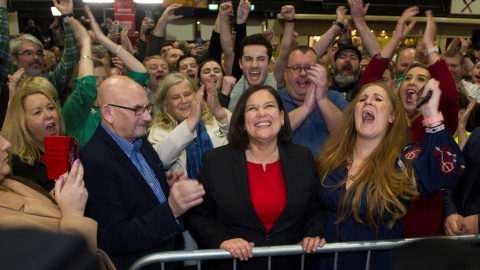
[0,0,79,127]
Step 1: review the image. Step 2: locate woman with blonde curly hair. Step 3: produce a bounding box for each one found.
[314,81,464,270]
[2,77,66,191]
[148,73,230,178]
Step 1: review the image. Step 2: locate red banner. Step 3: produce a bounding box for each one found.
[114,0,135,31]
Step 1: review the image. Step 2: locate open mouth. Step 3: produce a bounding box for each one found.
[362,110,375,123]
[405,89,417,103]
[187,74,195,80]
[255,122,271,127]
[156,75,165,81]
[249,71,261,80]
[46,123,56,134]
[180,105,190,111]
[296,80,309,87]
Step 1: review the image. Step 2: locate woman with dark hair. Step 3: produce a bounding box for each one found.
[315,81,464,269]
[185,84,325,270]
[198,59,236,108]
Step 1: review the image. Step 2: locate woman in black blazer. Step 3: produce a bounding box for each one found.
[185,85,326,269]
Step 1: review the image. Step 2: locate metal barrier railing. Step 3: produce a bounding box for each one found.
[129,234,480,270]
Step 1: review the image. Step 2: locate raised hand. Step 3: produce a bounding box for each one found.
[52,0,73,15]
[280,5,295,21]
[55,160,88,217]
[237,0,252,24]
[7,69,24,103]
[348,0,369,21]
[393,6,419,41]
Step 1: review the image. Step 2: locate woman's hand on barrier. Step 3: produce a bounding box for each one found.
[220,238,255,261]
[299,237,326,253]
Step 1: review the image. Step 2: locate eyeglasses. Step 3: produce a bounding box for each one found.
[286,65,311,74]
[16,50,45,58]
[108,104,153,116]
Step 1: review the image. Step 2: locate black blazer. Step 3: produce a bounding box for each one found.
[81,125,183,270]
[444,127,480,221]
[184,142,325,269]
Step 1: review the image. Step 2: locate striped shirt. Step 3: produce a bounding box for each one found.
[101,123,166,203]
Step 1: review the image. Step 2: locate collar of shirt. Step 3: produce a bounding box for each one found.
[101,122,142,157]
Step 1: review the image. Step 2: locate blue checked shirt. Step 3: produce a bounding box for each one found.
[102,123,167,203]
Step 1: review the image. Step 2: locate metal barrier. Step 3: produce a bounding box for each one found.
[129,234,480,270]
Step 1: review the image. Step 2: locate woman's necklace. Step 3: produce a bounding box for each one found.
[248,147,278,167]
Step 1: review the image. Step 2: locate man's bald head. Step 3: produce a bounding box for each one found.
[98,75,152,142]
[395,48,416,78]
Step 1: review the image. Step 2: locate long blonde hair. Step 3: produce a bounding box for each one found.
[149,73,214,131]
[315,83,419,229]
[3,77,66,165]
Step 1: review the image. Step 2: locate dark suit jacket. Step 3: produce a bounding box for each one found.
[81,125,183,270]
[184,142,325,269]
[444,127,480,225]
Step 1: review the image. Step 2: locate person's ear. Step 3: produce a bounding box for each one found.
[12,55,18,66]
[102,104,114,124]
[239,58,243,70]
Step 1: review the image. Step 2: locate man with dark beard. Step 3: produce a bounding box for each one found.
[331,44,362,102]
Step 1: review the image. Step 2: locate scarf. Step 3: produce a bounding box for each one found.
[185,120,213,178]
[228,72,278,112]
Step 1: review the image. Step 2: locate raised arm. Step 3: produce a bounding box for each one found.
[147,4,183,57]
[219,2,234,76]
[273,5,295,86]
[380,6,418,59]
[348,0,381,57]
[85,6,146,73]
[231,0,251,80]
[312,6,347,58]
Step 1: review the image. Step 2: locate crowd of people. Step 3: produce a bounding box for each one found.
[1,0,479,269]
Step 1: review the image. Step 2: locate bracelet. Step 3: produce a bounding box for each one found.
[114,45,123,56]
[422,112,444,126]
[81,55,92,60]
[285,19,295,23]
[62,13,74,18]
[332,21,345,30]
[425,123,445,133]
[216,108,228,122]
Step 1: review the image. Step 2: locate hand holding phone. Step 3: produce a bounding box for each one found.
[416,85,432,109]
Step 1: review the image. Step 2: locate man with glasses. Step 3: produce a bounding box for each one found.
[0,0,79,127]
[279,46,348,157]
[81,75,205,270]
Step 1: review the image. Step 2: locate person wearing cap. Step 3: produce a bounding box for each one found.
[331,44,363,101]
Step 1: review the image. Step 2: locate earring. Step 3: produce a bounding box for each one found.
[243,126,246,130]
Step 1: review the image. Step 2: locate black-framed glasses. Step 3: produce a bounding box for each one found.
[286,65,311,74]
[16,50,44,58]
[108,104,153,116]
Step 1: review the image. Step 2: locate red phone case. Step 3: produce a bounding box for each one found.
[41,136,79,180]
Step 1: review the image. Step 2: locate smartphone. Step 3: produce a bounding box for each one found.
[111,21,120,33]
[174,6,195,17]
[194,38,202,55]
[41,136,79,180]
[416,85,433,109]
[145,10,153,19]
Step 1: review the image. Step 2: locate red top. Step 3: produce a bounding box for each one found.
[247,160,286,231]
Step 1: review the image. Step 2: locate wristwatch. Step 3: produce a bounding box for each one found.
[424,46,439,57]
